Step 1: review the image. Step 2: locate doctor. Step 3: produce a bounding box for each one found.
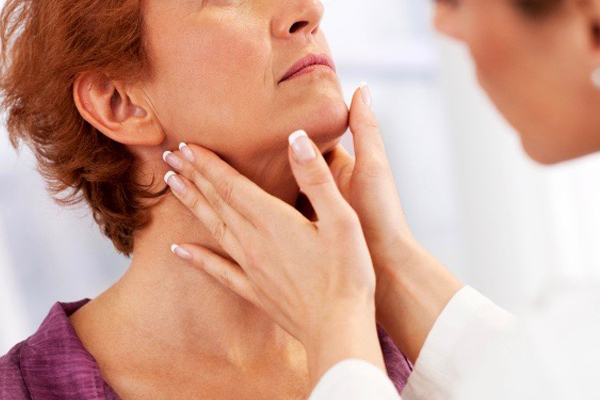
[164,0,600,398]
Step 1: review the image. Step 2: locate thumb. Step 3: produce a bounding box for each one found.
[324,144,355,201]
[349,83,391,174]
[171,243,259,306]
[287,130,351,223]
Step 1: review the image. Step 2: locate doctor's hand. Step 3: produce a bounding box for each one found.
[162,134,385,389]
[324,85,464,363]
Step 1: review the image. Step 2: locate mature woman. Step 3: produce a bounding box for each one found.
[0,0,413,399]
[155,0,600,399]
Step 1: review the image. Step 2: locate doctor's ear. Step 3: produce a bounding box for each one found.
[73,72,165,146]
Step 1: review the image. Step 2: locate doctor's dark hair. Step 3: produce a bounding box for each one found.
[0,0,169,257]
[436,0,562,17]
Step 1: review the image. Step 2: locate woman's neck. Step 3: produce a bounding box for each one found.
[70,148,312,386]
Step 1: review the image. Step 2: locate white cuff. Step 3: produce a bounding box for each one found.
[308,359,402,400]
[402,286,516,400]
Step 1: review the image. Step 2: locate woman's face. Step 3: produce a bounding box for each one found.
[434,0,600,164]
[141,0,347,161]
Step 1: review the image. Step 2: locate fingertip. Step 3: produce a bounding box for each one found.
[288,130,317,164]
[164,171,177,185]
[350,82,373,111]
[288,130,308,146]
[171,243,192,261]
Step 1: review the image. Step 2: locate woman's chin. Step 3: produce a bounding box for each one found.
[292,96,349,142]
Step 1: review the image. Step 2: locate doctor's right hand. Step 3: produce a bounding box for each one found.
[163,135,386,389]
[324,84,464,363]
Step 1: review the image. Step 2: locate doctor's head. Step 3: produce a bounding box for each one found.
[434,0,600,164]
[0,0,346,256]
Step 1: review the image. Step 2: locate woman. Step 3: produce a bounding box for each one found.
[0,0,412,398]
[160,0,600,399]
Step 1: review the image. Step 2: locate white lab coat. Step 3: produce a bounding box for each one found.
[308,281,600,400]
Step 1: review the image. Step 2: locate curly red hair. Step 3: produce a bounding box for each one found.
[0,0,169,257]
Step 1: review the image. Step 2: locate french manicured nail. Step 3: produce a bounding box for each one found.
[179,142,195,163]
[171,244,192,260]
[162,151,183,170]
[288,130,316,163]
[164,171,186,195]
[360,82,372,109]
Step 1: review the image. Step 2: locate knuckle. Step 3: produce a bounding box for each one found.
[191,195,202,215]
[352,115,380,133]
[304,169,332,188]
[333,208,360,230]
[221,269,233,290]
[207,187,224,212]
[208,219,227,243]
[244,238,264,266]
[217,179,234,205]
[191,170,204,187]
[362,160,393,180]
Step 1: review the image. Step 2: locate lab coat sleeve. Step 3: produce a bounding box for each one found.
[307,359,402,400]
[401,286,516,400]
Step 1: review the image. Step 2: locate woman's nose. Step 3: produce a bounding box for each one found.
[271,0,324,41]
[433,1,465,42]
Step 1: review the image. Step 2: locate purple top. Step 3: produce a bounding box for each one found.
[1,299,412,399]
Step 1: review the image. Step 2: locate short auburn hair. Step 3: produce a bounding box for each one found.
[0,0,169,257]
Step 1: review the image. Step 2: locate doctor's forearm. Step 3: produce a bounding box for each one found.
[375,241,464,364]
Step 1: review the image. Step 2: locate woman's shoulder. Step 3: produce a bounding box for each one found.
[0,341,30,399]
[0,298,120,400]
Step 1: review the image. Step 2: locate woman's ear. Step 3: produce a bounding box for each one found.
[73,72,165,146]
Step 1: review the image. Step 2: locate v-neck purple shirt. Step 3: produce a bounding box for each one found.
[1,299,412,399]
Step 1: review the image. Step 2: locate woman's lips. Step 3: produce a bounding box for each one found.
[279,54,337,84]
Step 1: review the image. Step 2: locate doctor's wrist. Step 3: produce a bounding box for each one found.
[374,239,464,363]
[303,304,385,390]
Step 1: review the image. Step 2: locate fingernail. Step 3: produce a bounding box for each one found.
[162,151,183,170]
[179,142,195,163]
[360,82,372,109]
[288,130,316,163]
[171,244,192,260]
[164,171,186,195]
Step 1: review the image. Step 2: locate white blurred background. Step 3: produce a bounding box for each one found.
[2,0,600,353]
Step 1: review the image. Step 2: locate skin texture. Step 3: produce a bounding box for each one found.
[69,0,354,398]
[69,0,600,396]
[163,0,600,381]
[164,136,385,387]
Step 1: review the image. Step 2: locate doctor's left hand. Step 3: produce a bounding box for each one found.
[162,134,385,388]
